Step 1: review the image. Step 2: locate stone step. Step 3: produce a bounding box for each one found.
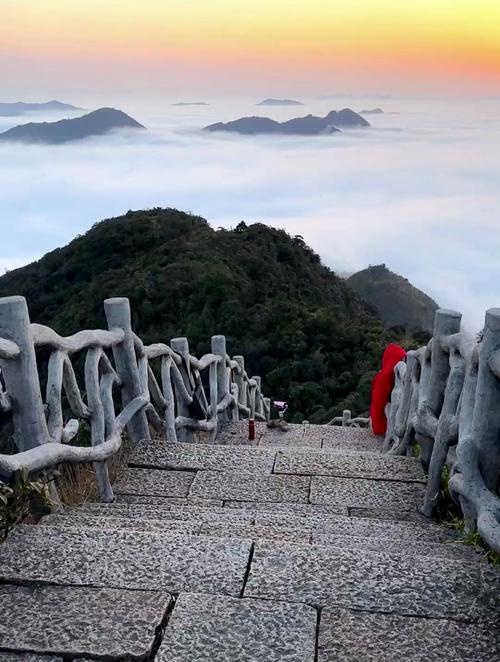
[217,422,379,452]
[317,608,499,661]
[130,440,276,474]
[0,656,60,661]
[37,515,472,561]
[0,525,251,596]
[113,468,196,499]
[244,541,492,620]
[49,500,458,547]
[157,593,317,661]
[310,475,426,511]
[189,471,311,504]
[274,448,426,483]
[0,584,170,660]
[62,502,254,524]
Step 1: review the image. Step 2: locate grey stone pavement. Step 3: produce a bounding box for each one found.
[0,422,498,661]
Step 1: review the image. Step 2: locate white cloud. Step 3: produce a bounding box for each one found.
[0,96,499,330]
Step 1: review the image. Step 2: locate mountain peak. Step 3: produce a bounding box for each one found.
[347,264,438,333]
[0,107,144,144]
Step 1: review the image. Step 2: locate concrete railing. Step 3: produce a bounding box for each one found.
[384,307,500,552]
[0,296,269,502]
[328,409,370,428]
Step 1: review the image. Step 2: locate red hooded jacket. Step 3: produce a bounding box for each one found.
[370,344,407,436]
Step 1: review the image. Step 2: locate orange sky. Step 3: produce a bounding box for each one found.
[2,1,500,97]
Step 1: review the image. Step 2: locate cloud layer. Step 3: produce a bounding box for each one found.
[0,96,498,331]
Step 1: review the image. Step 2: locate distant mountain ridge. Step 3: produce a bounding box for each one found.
[205,108,369,135]
[0,100,82,117]
[347,264,439,334]
[0,108,144,144]
[257,98,303,106]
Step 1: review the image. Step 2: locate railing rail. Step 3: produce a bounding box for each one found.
[0,295,269,502]
[384,307,500,552]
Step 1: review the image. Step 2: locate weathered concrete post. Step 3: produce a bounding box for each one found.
[0,296,48,451]
[212,335,230,424]
[208,358,218,442]
[472,308,500,493]
[263,397,271,421]
[252,376,262,418]
[233,356,246,416]
[171,337,194,442]
[427,310,462,416]
[342,410,351,427]
[104,298,150,446]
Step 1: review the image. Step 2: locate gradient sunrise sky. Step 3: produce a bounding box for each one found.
[2,1,500,98]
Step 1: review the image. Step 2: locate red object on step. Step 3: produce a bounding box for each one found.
[248,419,255,441]
[370,343,407,436]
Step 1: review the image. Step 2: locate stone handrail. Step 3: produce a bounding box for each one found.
[383,307,500,552]
[0,295,269,502]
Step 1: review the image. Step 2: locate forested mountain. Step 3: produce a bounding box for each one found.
[0,210,400,422]
[347,264,439,334]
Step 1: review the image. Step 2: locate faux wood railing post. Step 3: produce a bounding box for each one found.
[472,308,500,492]
[0,296,48,451]
[104,298,150,446]
[252,376,262,418]
[233,355,246,417]
[212,335,230,424]
[171,337,194,442]
[427,309,462,416]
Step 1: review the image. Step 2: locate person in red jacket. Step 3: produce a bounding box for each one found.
[370,343,407,436]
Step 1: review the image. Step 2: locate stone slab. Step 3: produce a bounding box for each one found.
[223,501,349,516]
[0,526,252,596]
[131,441,276,474]
[39,514,203,535]
[310,476,426,511]
[189,471,311,503]
[0,657,61,661]
[259,431,321,449]
[157,593,317,662]
[255,512,453,543]
[116,494,224,506]
[274,449,426,482]
[0,584,171,659]
[317,608,500,661]
[349,506,430,523]
[65,503,254,526]
[200,523,310,544]
[113,468,196,498]
[244,541,486,619]
[312,531,479,561]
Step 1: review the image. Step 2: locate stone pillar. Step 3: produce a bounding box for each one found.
[472,308,500,493]
[252,376,262,417]
[171,337,194,442]
[104,298,150,446]
[427,309,462,416]
[212,335,230,423]
[342,410,351,427]
[0,296,48,451]
[233,355,247,414]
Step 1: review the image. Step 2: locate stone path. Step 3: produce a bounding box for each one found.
[0,422,498,660]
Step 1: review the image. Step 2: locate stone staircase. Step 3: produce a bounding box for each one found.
[0,423,498,660]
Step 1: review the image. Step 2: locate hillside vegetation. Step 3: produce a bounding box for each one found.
[0,209,399,422]
[348,264,439,334]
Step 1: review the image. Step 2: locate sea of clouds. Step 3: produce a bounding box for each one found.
[0,95,499,331]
